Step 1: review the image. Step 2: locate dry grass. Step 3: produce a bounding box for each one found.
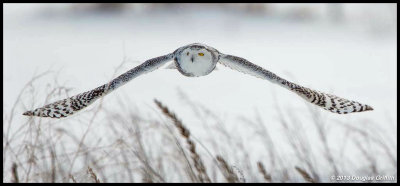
[295,166,315,183]
[2,71,397,183]
[11,163,19,183]
[216,155,240,183]
[257,161,271,182]
[154,99,211,183]
[87,166,101,183]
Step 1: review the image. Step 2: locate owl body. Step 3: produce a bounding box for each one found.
[173,43,220,77]
[23,43,373,118]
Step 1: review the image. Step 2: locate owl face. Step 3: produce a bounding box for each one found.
[175,44,218,77]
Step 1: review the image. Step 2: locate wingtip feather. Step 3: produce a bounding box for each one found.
[365,105,374,111]
[23,111,34,116]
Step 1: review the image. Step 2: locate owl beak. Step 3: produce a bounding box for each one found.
[190,55,194,63]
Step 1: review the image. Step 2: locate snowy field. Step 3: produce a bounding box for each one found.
[3,4,397,183]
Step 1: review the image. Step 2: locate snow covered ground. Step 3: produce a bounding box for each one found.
[3,4,396,182]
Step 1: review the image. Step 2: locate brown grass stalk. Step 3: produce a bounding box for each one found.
[257,161,271,182]
[154,99,211,183]
[295,166,315,183]
[87,166,101,183]
[69,174,77,183]
[11,163,19,183]
[216,155,239,183]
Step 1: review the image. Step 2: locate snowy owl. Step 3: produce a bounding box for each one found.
[23,43,373,118]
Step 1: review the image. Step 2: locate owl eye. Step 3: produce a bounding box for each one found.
[198,53,204,56]
[186,52,189,56]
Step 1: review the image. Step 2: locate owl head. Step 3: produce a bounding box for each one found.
[174,43,220,77]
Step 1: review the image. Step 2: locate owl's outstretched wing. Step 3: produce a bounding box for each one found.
[23,53,174,118]
[218,54,373,114]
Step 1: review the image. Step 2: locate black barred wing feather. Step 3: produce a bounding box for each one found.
[23,53,174,118]
[219,54,373,114]
[23,84,107,118]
